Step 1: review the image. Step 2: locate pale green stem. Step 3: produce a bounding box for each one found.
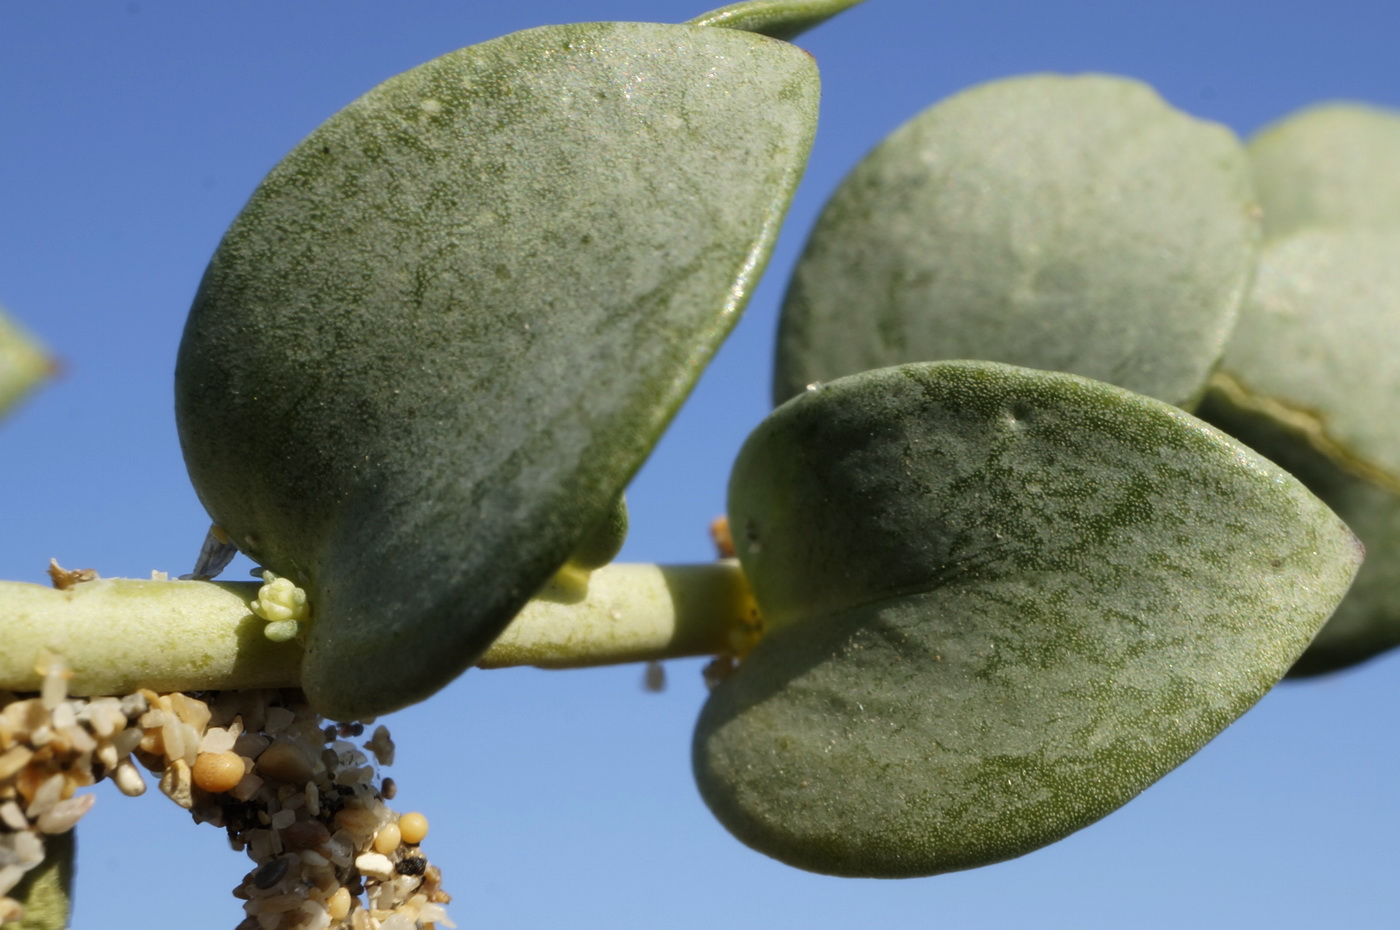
[0,562,755,696]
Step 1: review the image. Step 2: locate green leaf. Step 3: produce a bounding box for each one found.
[1210,230,1400,490]
[1249,102,1400,239]
[695,361,1360,878]
[774,74,1260,409]
[1196,387,1400,676]
[546,494,630,602]
[1291,478,1400,674]
[175,22,819,720]
[687,0,868,40]
[1200,228,1400,673]
[566,494,629,573]
[2,831,74,930]
[0,306,51,421]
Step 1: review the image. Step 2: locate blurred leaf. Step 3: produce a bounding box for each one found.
[176,22,819,720]
[1211,230,1400,490]
[688,0,868,40]
[774,74,1260,409]
[696,361,1360,877]
[0,306,52,421]
[1249,102,1400,239]
[1201,228,1400,673]
[2,831,74,930]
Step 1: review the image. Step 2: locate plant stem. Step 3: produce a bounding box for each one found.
[0,562,754,697]
[482,561,756,669]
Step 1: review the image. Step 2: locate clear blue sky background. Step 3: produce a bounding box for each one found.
[3,2,1398,927]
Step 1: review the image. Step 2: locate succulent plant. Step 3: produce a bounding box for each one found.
[174,15,822,721]
[695,361,1359,876]
[1200,102,1400,675]
[4,1,1397,923]
[773,73,1261,410]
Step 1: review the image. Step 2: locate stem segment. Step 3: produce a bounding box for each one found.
[0,562,755,696]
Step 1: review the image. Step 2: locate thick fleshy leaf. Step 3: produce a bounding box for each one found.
[1249,102,1400,239]
[566,494,629,573]
[1291,478,1400,674]
[1211,230,1400,489]
[176,22,818,720]
[688,0,868,40]
[696,361,1359,878]
[1196,389,1400,675]
[1201,228,1400,673]
[0,306,51,420]
[774,74,1260,409]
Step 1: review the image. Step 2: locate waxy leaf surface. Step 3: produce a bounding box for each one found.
[1212,229,1400,490]
[697,361,1359,877]
[688,0,868,40]
[774,74,1259,409]
[1195,392,1400,676]
[1203,229,1400,673]
[176,22,818,719]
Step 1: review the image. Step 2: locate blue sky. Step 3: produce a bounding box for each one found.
[3,1,1399,927]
